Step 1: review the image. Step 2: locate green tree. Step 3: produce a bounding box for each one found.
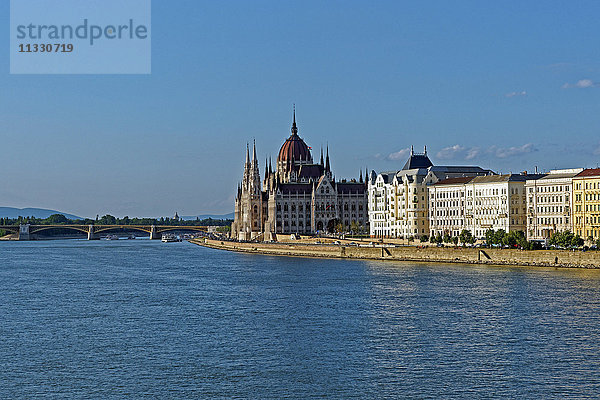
[485,229,495,245]
[419,234,429,243]
[549,231,573,247]
[443,233,451,243]
[46,214,69,224]
[452,236,459,246]
[98,214,117,225]
[493,229,506,245]
[502,231,527,248]
[459,229,475,244]
[571,235,584,248]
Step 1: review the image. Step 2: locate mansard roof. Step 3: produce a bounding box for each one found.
[278,183,314,194]
[431,165,493,174]
[533,169,583,181]
[470,173,546,184]
[575,168,600,178]
[433,176,475,185]
[402,153,433,170]
[377,171,398,183]
[369,170,378,185]
[298,164,324,180]
[336,182,366,194]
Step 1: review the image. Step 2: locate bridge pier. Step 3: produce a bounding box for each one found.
[149,225,161,240]
[18,224,31,241]
[87,225,99,240]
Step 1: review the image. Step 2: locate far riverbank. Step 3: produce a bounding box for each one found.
[190,238,600,269]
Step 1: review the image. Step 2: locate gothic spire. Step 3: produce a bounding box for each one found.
[291,104,298,136]
[359,169,363,183]
[269,156,272,174]
[320,146,324,166]
[325,144,330,172]
[252,139,257,165]
[265,157,268,178]
[245,142,250,164]
[411,145,414,156]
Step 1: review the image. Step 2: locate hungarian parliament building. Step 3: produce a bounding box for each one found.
[231,110,368,241]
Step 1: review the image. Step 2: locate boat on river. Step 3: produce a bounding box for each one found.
[161,234,182,243]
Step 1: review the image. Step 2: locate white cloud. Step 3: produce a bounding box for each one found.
[430,143,535,161]
[562,79,599,89]
[387,148,410,161]
[465,147,480,160]
[489,143,536,158]
[436,145,465,160]
[505,90,527,98]
[382,143,536,163]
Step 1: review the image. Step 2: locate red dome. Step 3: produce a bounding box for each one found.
[278,134,311,163]
[278,111,312,163]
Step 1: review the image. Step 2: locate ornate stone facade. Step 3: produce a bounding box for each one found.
[368,148,494,238]
[231,110,368,241]
[525,169,582,242]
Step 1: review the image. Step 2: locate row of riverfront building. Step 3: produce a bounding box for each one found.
[368,149,600,243]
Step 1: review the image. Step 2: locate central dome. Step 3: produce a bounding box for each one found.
[277,110,312,163]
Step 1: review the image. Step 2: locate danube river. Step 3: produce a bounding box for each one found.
[1,240,600,398]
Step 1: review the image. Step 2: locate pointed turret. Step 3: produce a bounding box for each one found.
[359,169,363,183]
[265,157,269,178]
[269,156,272,175]
[411,145,414,156]
[424,145,427,156]
[252,139,258,166]
[245,142,250,165]
[325,144,330,172]
[320,146,324,166]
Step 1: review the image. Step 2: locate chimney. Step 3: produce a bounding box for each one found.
[521,171,527,176]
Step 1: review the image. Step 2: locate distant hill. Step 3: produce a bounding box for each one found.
[182,213,234,221]
[0,207,82,220]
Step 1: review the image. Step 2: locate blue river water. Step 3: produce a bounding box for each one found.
[1,240,600,399]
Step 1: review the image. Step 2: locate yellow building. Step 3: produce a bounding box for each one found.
[573,168,600,242]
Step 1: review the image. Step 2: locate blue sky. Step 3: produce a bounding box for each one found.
[1,0,599,217]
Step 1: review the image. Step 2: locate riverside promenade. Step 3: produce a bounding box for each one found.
[190,238,600,269]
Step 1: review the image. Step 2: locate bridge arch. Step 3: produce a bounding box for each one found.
[154,226,207,234]
[0,226,20,234]
[93,226,152,234]
[30,225,89,235]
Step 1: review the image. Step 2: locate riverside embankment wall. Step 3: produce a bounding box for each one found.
[191,239,600,268]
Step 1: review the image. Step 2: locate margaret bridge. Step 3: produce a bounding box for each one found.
[0,224,208,241]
